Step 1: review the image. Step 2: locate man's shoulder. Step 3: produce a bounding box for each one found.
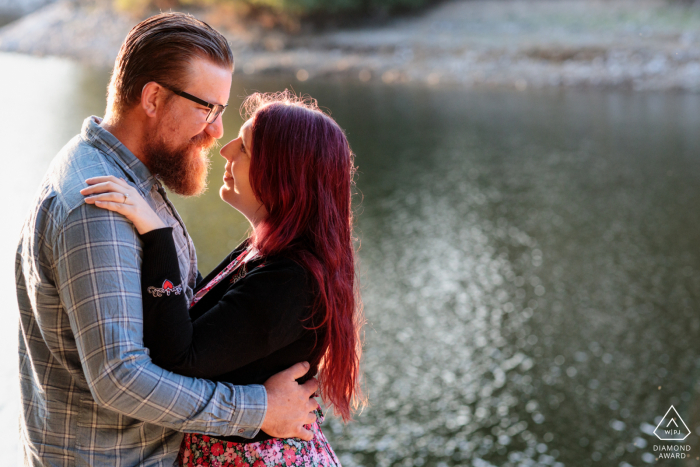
[46,134,131,220]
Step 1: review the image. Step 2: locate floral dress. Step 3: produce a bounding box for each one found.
[177,407,340,467]
[176,246,342,467]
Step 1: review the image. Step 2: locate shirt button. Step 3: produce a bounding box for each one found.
[238,429,245,433]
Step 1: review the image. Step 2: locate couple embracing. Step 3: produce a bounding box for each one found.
[16,12,364,467]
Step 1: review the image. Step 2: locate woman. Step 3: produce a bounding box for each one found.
[81,91,364,467]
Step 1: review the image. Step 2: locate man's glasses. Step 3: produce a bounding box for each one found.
[160,84,228,124]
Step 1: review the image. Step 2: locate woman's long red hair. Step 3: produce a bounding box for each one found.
[242,91,364,421]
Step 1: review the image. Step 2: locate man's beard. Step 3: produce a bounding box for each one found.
[143,130,216,196]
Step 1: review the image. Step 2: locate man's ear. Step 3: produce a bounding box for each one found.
[140,82,162,118]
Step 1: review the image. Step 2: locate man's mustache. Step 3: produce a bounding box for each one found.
[190,132,217,150]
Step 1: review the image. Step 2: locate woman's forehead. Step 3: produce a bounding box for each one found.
[239,119,254,150]
[239,119,253,136]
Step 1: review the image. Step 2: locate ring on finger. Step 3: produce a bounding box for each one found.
[122,193,129,204]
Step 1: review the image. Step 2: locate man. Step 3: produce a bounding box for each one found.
[15,13,318,466]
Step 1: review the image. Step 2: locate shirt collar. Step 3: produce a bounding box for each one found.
[81,116,157,196]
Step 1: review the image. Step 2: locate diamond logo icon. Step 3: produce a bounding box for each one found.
[654,405,691,441]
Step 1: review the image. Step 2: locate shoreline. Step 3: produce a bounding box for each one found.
[2,0,700,91]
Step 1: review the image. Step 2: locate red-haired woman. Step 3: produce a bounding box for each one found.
[82,91,364,467]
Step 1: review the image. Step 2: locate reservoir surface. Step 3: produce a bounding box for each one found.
[2,51,699,467]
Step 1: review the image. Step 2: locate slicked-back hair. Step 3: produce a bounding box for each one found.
[107,12,233,118]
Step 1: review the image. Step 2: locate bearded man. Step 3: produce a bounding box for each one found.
[15,13,318,466]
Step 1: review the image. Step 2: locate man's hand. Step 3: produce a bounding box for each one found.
[261,362,319,441]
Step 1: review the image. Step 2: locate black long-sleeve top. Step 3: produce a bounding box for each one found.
[139,228,325,444]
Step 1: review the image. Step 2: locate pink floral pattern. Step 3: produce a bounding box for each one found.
[182,246,338,466]
[177,407,340,467]
[190,246,263,307]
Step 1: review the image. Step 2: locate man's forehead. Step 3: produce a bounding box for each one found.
[185,57,232,102]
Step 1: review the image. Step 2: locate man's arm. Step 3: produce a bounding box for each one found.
[53,203,266,436]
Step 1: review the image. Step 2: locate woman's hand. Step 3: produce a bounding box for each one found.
[81,175,166,235]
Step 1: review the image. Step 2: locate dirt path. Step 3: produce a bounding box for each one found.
[2,0,700,90]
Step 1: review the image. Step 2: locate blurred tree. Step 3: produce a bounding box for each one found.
[114,0,438,21]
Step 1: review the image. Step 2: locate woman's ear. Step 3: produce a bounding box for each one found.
[140,82,162,118]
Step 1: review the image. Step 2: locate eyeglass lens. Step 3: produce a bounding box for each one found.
[206,106,225,124]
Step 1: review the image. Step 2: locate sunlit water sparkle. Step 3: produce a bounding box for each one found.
[2,52,700,467]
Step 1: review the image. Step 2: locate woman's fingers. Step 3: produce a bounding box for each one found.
[81,181,129,196]
[85,175,129,187]
[80,182,115,195]
[86,200,127,214]
[81,175,165,234]
[84,192,131,204]
[82,176,131,198]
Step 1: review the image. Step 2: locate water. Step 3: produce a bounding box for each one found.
[2,51,700,467]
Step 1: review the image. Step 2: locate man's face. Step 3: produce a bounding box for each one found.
[144,57,232,196]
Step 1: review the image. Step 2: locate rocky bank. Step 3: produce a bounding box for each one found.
[2,0,700,90]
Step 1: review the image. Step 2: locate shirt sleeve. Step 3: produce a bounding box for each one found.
[53,204,267,438]
[139,228,312,379]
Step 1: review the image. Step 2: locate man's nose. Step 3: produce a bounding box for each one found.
[205,115,225,140]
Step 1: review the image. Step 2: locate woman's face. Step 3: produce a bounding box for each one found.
[219,119,267,226]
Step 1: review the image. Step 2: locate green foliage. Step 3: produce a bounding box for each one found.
[114,0,152,11]
[245,0,430,15]
[115,0,436,17]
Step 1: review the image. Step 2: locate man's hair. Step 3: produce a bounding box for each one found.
[106,12,233,118]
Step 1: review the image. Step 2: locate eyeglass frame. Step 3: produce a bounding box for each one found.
[159,83,228,124]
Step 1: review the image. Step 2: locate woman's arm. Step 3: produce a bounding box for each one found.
[140,228,313,379]
[81,175,166,234]
[139,227,193,360]
[83,176,315,379]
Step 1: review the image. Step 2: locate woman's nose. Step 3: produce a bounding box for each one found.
[220,140,234,161]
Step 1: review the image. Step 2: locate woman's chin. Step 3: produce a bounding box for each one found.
[219,185,238,209]
[219,185,231,203]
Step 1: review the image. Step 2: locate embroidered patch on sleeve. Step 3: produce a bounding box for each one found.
[147,279,183,297]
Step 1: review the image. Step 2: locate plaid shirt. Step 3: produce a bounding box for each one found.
[15,117,267,466]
